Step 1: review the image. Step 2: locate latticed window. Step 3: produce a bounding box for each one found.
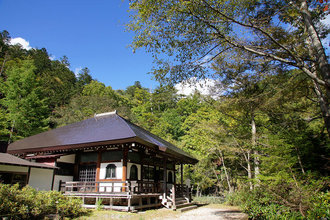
[130,165,138,180]
[105,164,116,178]
[79,164,96,182]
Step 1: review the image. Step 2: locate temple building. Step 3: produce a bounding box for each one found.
[7,111,198,211]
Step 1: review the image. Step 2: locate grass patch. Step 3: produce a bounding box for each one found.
[193,196,225,204]
[76,208,180,220]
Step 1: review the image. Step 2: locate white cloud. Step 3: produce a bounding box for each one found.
[74,67,82,77]
[49,55,56,61]
[322,13,330,26]
[9,37,32,50]
[175,77,224,98]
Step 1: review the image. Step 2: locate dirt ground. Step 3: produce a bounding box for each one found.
[77,204,248,220]
[155,205,248,220]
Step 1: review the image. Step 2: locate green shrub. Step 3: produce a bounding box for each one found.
[306,191,330,219]
[226,189,302,219]
[0,183,89,219]
[226,187,329,220]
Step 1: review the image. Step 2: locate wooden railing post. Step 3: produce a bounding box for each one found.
[59,180,62,191]
[127,181,131,195]
[172,184,176,210]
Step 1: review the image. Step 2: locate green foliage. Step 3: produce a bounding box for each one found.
[2,59,49,141]
[307,192,330,219]
[76,67,93,92]
[226,177,330,220]
[96,198,104,211]
[226,188,302,219]
[51,80,131,127]
[0,184,89,219]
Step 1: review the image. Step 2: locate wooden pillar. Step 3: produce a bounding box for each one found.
[180,163,183,185]
[128,197,131,211]
[163,158,167,198]
[174,165,176,185]
[122,145,128,191]
[26,166,31,186]
[110,198,113,209]
[51,168,56,190]
[95,151,102,192]
[73,152,80,181]
[180,163,184,197]
[96,151,102,181]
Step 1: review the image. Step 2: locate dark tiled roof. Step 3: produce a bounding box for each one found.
[0,153,57,169]
[8,112,198,164]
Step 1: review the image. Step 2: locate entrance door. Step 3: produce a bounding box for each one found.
[78,164,96,182]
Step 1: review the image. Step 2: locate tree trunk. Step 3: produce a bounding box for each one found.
[312,79,330,137]
[219,150,233,193]
[247,151,253,190]
[300,0,330,137]
[295,147,305,174]
[196,185,200,197]
[212,166,221,195]
[252,115,260,187]
[8,119,15,145]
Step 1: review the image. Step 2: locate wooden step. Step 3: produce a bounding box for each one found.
[177,204,197,212]
[175,199,187,205]
[176,202,194,209]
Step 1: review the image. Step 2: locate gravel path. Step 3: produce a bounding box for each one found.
[155,206,248,220]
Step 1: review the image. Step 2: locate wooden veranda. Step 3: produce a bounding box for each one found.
[60,180,192,211]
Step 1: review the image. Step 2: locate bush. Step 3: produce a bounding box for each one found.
[0,184,89,219]
[226,189,302,219]
[226,186,329,220]
[306,191,330,219]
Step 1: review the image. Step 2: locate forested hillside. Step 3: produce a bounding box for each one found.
[0,25,329,219]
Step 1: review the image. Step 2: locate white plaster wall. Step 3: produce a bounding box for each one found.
[53,175,73,191]
[127,162,141,180]
[99,162,122,180]
[57,154,75,163]
[0,165,28,173]
[28,168,54,191]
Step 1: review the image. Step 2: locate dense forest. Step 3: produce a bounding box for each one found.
[1,1,330,216]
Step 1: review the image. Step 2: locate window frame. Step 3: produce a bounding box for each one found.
[129,164,138,180]
[105,164,117,179]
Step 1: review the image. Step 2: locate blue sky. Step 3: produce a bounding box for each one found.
[1,1,328,94]
[0,0,157,90]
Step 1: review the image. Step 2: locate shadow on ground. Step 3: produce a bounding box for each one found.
[212,209,248,220]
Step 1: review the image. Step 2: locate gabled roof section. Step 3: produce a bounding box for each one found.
[7,112,198,164]
[0,153,57,169]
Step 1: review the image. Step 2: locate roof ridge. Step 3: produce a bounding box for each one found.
[94,110,117,117]
[115,115,138,138]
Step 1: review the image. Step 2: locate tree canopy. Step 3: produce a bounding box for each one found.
[128,0,330,136]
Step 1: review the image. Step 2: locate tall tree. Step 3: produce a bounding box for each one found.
[128,0,330,136]
[76,67,93,92]
[2,60,49,142]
